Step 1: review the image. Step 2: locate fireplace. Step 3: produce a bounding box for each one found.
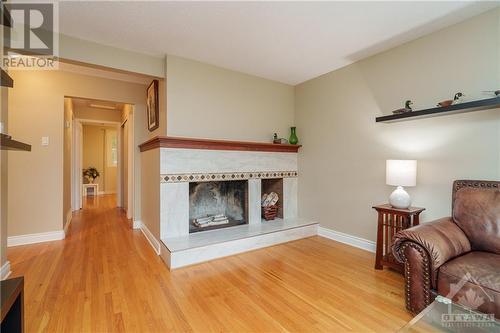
[189,180,248,233]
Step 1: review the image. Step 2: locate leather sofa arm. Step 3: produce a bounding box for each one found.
[392,217,471,313]
[393,217,471,271]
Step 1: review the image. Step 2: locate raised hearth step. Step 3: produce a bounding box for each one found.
[160,218,318,269]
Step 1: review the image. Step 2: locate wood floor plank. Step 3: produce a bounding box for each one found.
[7,194,412,332]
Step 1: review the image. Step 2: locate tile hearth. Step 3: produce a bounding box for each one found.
[161,218,318,269]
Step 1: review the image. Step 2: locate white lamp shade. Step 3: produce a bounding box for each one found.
[386,160,417,187]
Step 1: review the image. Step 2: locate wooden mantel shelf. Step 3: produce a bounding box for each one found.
[139,136,302,153]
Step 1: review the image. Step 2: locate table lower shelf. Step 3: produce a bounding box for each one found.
[380,253,403,272]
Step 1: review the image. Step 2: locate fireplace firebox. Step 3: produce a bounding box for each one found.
[189,180,248,233]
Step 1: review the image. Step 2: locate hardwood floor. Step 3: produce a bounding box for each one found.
[8,194,412,332]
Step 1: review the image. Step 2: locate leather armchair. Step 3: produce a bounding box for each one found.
[393,180,500,318]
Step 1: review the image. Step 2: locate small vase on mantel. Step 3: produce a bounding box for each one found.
[289,127,299,145]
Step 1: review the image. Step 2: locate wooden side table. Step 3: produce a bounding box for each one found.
[372,204,425,272]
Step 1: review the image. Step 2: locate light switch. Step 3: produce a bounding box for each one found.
[41,136,49,146]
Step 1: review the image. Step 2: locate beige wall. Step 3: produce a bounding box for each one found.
[63,98,73,227]
[74,107,122,123]
[295,9,500,241]
[1,86,8,268]
[1,23,7,269]
[60,34,165,78]
[165,55,295,142]
[140,149,160,239]
[8,70,151,236]
[82,125,117,194]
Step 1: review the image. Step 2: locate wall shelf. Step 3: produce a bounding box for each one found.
[1,69,13,88]
[376,97,500,123]
[139,136,302,153]
[0,134,31,151]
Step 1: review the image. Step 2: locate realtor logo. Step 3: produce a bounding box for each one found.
[2,1,58,69]
[440,272,495,328]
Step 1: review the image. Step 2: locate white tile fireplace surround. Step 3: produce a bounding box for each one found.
[139,137,317,269]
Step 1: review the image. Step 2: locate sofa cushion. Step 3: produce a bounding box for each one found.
[453,187,500,254]
[438,252,500,318]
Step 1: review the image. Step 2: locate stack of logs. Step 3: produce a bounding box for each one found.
[261,192,279,221]
[192,214,229,228]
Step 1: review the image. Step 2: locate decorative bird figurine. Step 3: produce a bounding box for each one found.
[452,92,465,105]
[482,90,500,97]
[438,92,465,107]
[392,100,413,114]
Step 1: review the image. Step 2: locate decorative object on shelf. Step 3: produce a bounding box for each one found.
[452,92,465,104]
[436,100,452,107]
[483,89,500,97]
[289,127,299,145]
[372,204,424,271]
[437,92,465,107]
[146,79,159,131]
[386,160,417,209]
[392,100,413,114]
[83,167,100,183]
[273,133,288,144]
[261,192,279,220]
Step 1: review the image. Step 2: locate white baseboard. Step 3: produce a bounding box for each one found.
[1,261,11,280]
[8,230,65,247]
[318,226,376,253]
[98,191,116,195]
[136,221,161,255]
[64,210,73,235]
[132,220,141,230]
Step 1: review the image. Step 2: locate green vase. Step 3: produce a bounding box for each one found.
[289,127,298,145]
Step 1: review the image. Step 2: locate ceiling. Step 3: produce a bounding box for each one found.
[59,1,498,85]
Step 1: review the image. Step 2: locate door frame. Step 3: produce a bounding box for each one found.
[71,118,125,210]
[120,109,134,220]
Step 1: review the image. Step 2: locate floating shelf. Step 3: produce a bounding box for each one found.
[139,136,302,153]
[376,97,500,123]
[0,134,31,151]
[1,3,12,28]
[1,69,13,88]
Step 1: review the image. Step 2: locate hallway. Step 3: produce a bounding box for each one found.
[7,195,174,332]
[7,195,410,332]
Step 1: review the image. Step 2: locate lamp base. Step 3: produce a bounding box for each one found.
[389,186,411,209]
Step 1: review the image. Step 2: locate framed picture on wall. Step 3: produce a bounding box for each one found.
[146,79,159,131]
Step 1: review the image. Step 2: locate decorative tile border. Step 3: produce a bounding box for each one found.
[160,171,298,183]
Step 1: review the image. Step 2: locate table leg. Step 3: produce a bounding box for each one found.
[375,212,384,270]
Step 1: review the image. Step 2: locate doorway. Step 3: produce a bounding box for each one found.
[66,97,134,219]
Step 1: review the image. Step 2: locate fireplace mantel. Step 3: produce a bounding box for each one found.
[139,136,302,153]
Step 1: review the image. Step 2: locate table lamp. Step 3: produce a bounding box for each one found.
[386,160,417,209]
